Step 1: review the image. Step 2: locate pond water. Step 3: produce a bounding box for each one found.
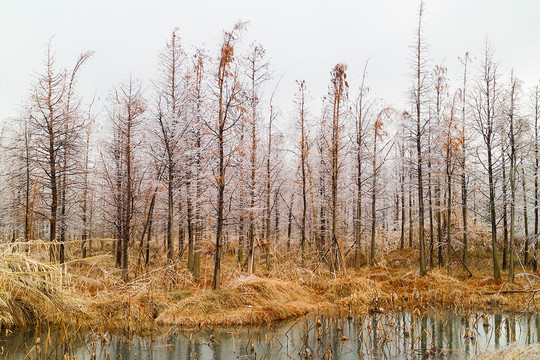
[0,311,539,359]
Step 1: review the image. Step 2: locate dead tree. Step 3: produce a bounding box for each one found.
[472,41,502,280]
[459,52,470,265]
[328,63,348,273]
[29,41,92,262]
[107,77,145,276]
[295,80,310,263]
[410,1,428,276]
[532,84,540,271]
[208,22,245,290]
[245,44,269,272]
[154,29,186,263]
[354,62,371,269]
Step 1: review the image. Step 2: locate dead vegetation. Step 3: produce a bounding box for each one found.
[0,251,83,328]
[473,344,540,360]
[0,241,537,333]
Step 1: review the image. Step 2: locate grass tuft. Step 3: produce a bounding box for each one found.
[0,252,84,327]
[473,344,540,360]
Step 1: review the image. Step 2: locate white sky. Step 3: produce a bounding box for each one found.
[2,0,540,127]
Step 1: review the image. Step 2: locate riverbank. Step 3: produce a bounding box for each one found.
[0,244,537,333]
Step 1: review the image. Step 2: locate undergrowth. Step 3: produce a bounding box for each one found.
[0,240,537,333]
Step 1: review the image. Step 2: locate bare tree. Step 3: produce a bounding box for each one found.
[506,71,522,282]
[370,108,391,265]
[28,41,92,262]
[245,43,269,272]
[153,28,186,263]
[532,84,540,271]
[472,41,502,280]
[187,48,207,280]
[432,65,447,267]
[207,22,246,290]
[106,77,146,276]
[80,110,94,258]
[295,80,310,263]
[353,62,371,269]
[459,52,470,265]
[328,63,348,273]
[410,0,428,276]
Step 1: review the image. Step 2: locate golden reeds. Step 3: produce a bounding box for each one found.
[0,240,535,332]
[473,344,540,360]
[0,252,84,327]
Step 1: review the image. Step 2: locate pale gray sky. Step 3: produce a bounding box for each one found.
[2,0,540,125]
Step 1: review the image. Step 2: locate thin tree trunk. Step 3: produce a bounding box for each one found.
[488,139,501,280]
[414,2,427,276]
[24,121,32,243]
[48,105,58,262]
[81,131,90,259]
[427,125,434,267]
[409,170,413,248]
[370,126,378,266]
[122,103,132,277]
[299,81,308,264]
[523,166,530,265]
[287,195,294,250]
[534,86,540,272]
[146,200,154,267]
[59,167,66,264]
[274,191,280,252]
[213,120,224,290]
[264,105,273,272]
[502,145,509,270]
[445,111,452,276]
[400,169,406,249]
[460,53,469,266]
[508,74,517,283]
[355,68,367,269]
[329,64,347,273]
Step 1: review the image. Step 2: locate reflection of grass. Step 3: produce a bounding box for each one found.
[0,240,536,333]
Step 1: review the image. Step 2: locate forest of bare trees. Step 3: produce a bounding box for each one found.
[4,7,540,290]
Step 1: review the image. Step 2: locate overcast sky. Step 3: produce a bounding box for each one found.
[2,0,540,129]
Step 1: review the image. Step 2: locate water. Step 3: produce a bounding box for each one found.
[0,311,539,359]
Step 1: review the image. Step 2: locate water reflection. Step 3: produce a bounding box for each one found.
[0,311,539,359]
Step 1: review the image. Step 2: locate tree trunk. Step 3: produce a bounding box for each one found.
[534,86,540,272]
[522,167,530,265]
[502,145,509,270]
[300,81,308,264]
[400,170,406,250]
[508,74,517,283]
[370,128,378,266]
[460,53,469,265]
[414,3,427,276]
[409,170,413,248]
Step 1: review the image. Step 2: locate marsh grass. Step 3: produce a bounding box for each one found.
[0,252,83,328]
[0,301,538,359]
[473,344,540,359]
[0,238,536,335]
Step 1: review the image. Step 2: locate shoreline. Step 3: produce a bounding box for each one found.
[0,247,537,333]
[86,255,537,332]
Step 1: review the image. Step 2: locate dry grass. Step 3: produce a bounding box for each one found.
[157,275,324,327]
[0,252,84,327]
[0,239,537,332]
[472,344,540,360]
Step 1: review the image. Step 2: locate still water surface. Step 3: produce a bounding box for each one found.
[0,311,539,359]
